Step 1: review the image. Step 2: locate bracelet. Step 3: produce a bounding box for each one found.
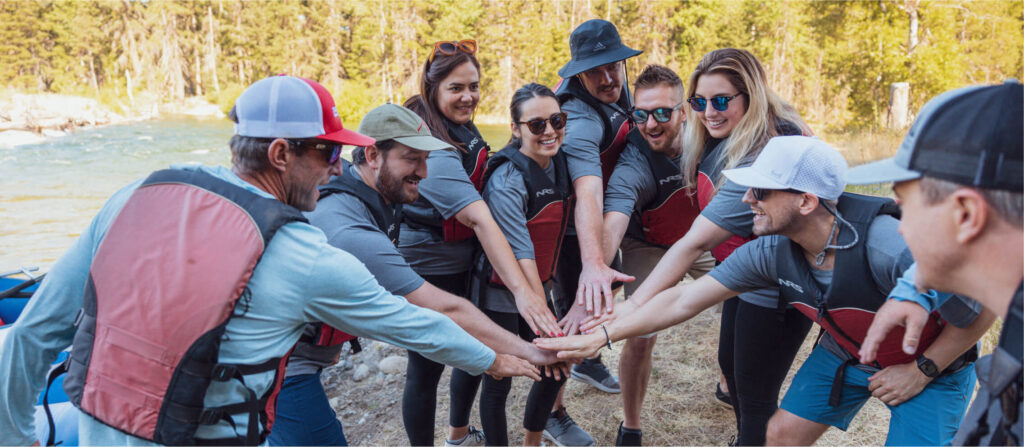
[601,325,613,350]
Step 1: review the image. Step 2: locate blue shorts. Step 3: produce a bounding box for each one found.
[268,372,348,446]
[780,345,976,446]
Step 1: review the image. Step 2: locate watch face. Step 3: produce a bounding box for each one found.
[918,357,940,377]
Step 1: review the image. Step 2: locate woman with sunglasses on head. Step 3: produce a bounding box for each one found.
[475,83,573,447]
[401,41,562,446]
[581,48,813,446]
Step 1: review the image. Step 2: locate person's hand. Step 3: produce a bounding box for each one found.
[867,361,932,406]
[579,299,636,334]
[541,361,573,381]
[486,353,541,381]
[860,299,930,364]
[576,262,634,317]
[521,345,573,379]
[559,301,590,336]
[533,332,606,360]
[514,289,563,337]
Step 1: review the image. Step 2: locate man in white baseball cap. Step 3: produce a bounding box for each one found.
[536,135,991,445]
[0,76,539,446]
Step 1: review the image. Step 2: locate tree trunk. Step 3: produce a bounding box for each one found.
[207,6,220,94]
[886,82,910,129]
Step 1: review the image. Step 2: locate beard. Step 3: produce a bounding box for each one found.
[376,159,419,204]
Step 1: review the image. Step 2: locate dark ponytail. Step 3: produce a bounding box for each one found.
[508,83,559,147]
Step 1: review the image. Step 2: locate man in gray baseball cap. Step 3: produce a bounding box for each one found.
[284,103,566,446]
[851,81,1022,445]
[537,135,990,445]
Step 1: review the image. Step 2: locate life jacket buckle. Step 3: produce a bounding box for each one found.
[211,364,238,382]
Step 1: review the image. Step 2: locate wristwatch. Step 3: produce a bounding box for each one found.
[916,355,941,378]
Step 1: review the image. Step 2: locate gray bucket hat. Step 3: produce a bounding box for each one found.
[558,19,642,78]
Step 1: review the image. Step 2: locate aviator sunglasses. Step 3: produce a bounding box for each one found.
[288,139,342,165]
[686,93,743,112]
[517,112,568,135]
[630,102,685,124]
[428,39,477,63]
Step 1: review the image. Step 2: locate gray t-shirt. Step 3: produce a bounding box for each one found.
[699,178,781,308]
[603,140,683,243]
[294,171,427,374]
[399,148,483,275]
[560,97,627,235]
[710,215,979,372]
[480,158,557,312]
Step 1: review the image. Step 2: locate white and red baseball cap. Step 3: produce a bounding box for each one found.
[232,75,375,147]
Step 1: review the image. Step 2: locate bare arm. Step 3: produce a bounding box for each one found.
[455,200,559,337]
[868,307,996,406]
[627,215,734,307]
[405,282,560,366]
[574,175,634,315]
[602,211,630,266]
[535,274,738,359]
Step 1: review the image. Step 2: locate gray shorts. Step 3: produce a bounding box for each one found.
[620,237,715,339]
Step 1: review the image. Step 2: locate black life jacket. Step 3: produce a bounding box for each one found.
[957,284,1023,446]
[774,193,949,369]
[696,122,806,262]
[57,169,306,445]
[625,129,701,248]
[481,146,573,286]
[555,76,632,190]
[402,119,489,242]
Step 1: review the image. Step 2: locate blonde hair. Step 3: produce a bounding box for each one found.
[681,48,811,189]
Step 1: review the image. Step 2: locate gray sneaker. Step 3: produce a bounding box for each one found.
[443,426,485,446]
[571,356,620,393]
[543,408,595,446]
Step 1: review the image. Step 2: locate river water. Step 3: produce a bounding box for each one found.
[0,118,509,271]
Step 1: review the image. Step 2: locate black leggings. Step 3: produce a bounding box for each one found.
[479,309,566,445]
[718,297,812,446]
[402,272,482,446]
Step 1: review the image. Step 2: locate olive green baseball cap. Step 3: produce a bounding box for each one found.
[357,103,452,151]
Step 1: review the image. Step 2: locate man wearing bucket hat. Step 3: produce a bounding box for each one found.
[849,81,1023,445]
[0,77,538,446]
[274,103,564,446]
[536,135,992,445]
[544,19,642,445]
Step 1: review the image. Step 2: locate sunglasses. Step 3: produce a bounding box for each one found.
[750,187,803,201]
[428,39,477,63]
[289,139,342,165]
[630,102,684,124]
[517,112,568,135]
[687,94,743,112]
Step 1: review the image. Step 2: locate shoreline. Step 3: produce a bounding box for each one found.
[0,93,224,148]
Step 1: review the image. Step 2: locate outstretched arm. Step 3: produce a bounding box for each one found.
[535,275,737,359]
[574,175,635,316]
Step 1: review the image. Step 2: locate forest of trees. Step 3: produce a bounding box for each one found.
[0,0,1020,129]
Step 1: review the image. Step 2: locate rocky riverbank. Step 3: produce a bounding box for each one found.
[0,93,224,148]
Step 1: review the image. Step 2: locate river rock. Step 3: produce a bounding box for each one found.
[379,355,407,374]
[351,364,371,382]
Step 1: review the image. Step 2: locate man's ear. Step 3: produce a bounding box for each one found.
[364,144,383,170]
[799,193,820,216]
[951,188,988,244]
[267,138,291,173]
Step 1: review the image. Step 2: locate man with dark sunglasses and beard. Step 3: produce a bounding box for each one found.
[277,104,566,446]
[599,65,716,446]
[538,136,993,446]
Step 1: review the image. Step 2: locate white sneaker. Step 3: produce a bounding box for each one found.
[444,426,486,446]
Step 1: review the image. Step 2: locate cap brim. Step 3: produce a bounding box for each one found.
[393,135,454,152]
[846,157,922,185]
[320,127,375,147]
[721,166,789,190]
[558,46,643,78]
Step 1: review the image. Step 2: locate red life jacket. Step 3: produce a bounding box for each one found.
[59,169,306,445]
[482,146,573,286]
[555,77,633,190]
[403,119,489,243]
[628,129,701,247]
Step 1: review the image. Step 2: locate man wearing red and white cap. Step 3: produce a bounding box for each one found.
[0,76,539,446]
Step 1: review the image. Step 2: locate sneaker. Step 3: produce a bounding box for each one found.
[571,356,620,393]
[444,426,485,446]
[543,408,595,446]
[714,383,733,409]
[615,422,642,446]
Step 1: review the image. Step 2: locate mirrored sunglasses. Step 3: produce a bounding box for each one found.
[687,94,743,112]
[630,102,684,124]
